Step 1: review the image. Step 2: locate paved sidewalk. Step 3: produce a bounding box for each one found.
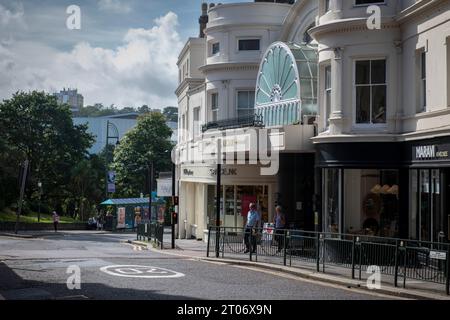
[0,230,115,238]
[129,237,450,300]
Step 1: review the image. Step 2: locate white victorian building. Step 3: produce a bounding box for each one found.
[175,0,319,240]
[174,0,450,242]
[312,0,450,242]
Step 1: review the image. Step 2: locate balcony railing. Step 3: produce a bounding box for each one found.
[202,114,264,133]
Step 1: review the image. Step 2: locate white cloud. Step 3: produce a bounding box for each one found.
[98,0,132,14]
[0,11,182,108]
[0,2,25,28]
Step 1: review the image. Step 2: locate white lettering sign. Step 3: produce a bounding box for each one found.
[415,145,436,159]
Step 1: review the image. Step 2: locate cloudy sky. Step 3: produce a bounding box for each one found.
[0,0,247,109]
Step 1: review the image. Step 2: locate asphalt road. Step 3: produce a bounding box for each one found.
[0,231,396,300]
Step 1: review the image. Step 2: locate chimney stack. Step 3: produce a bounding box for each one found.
[199,3,209,38]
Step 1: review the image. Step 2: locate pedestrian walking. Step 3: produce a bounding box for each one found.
[52,211,60,232]
[273,205,286,252]
[244,203,261,254]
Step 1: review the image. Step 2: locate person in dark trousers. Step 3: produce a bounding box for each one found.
[52,211,59,232]
[244,203,261,254]
[273,205,286,252]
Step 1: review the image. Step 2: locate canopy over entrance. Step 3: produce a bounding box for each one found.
[255,41,318,127]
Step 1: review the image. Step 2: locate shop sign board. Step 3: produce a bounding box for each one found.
[413,144,450,161]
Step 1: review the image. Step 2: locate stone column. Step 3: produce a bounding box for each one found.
[330,47,344,134]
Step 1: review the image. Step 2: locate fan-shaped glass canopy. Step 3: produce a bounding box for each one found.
[255,42,318,127]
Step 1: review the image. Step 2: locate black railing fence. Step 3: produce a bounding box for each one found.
[136,222,164,249]
[201,114,264,132]
[207,226,450,295]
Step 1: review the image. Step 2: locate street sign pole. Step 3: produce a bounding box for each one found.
[149,161,153,222]
[15,160,29,234]
[171,162,176,249]
[105,120,110,199]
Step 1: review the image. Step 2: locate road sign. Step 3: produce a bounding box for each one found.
[157,178,172,197]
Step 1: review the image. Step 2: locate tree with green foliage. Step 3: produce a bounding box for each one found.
[68,154,105,221]
[163,106,178,122]
[0,91,94,214]
[112,112,173,197]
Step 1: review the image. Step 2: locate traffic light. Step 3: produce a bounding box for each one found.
[172,196,179,206]
[172,212,178,224]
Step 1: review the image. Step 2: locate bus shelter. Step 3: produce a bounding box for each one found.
[100,194,166,231]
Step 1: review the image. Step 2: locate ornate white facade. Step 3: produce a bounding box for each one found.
[175,0,450,242]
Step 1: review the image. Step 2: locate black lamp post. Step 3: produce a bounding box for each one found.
[148,161,154,222]
[105,120,119,199]
[37,181,42,222]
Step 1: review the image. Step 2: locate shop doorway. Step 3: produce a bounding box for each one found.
[413,169,447,242]
[207,185,270,229]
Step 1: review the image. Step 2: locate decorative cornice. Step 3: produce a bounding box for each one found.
[205,23,283,34]
[175,78,205,97]
[188,83,206,96]
[199,62,259,73]
[396,0,448,25]
[312,127,450,144]
[309,17,399,39]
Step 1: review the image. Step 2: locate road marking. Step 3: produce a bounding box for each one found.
[99,265,185,278]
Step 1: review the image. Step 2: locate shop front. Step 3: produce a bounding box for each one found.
[315,141,408,238]
[406,138,450,242]
[179,164,277,241]
[316,138,450,242]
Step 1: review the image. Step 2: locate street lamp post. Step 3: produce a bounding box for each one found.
[148,161,154,222]
[37,181,42,222]
[105,120,119,199]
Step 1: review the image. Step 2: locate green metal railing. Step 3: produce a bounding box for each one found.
[207,226,450,295]
[136,222,164,250]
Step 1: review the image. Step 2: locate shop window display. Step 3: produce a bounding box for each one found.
[207,185,269,229]
[345,169,399,237]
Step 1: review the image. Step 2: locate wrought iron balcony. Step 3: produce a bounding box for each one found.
[201,114,264,133]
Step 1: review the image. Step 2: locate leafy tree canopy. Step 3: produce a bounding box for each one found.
[112,112,174,197]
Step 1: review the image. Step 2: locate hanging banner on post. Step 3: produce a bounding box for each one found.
[157,178,172,197]
[107,171,116,193]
